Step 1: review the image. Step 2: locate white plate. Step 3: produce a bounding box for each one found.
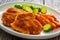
[0,2,60,39]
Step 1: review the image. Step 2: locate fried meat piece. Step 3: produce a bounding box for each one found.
[2,7,26,26]
[11,13,42,34]
[7,7,26,14]
[2,12,17,26]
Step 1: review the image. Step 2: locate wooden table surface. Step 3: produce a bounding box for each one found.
[0,0,60,40]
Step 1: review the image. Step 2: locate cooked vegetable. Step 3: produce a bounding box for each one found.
[30,6,41,12]
[40,14,60,29]
[40,14,58,22]
[33,8,39,15]
[22,4,33,13]
[41,6,47,13]
[41,14,60,27]
[14,4,47,14]
[38,8,41,12]
[43,24,52,32]
[30,6,34,10]
[30,5,41,15]
[51,15,58,22]
[40,15,57,29]
[36,14,60,30]
[14,4,22,9]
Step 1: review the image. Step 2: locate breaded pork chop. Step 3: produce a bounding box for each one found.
[2,7,26,27]
[7,7,26,14]
[2,12,17,26]
[11,13,42,34]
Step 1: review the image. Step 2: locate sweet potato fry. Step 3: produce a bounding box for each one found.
[53,21,60,27]
[40,14,58,22]
[41,14,54,21]
[40,15,57,29]
[51,15,58,22]
[41,14,60,27]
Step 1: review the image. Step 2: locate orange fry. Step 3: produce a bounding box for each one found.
[40,15,57,29]
[53,21,60,27]
[41,14,60,27]
[51,15,58,22]
[40,14,58,22]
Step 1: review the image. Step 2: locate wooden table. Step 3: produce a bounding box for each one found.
[0,0,60,40]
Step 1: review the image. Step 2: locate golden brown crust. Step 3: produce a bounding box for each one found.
[2,7,26,27]
[7,7,26,14]
[11,13,42,34]
[2,12,17,26]
[2,7,42,34]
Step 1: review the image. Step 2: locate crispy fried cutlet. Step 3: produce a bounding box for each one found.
[2,12,17,26]
[11,13,42,34]
[7,7,26,14]
[2,7,26,27]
